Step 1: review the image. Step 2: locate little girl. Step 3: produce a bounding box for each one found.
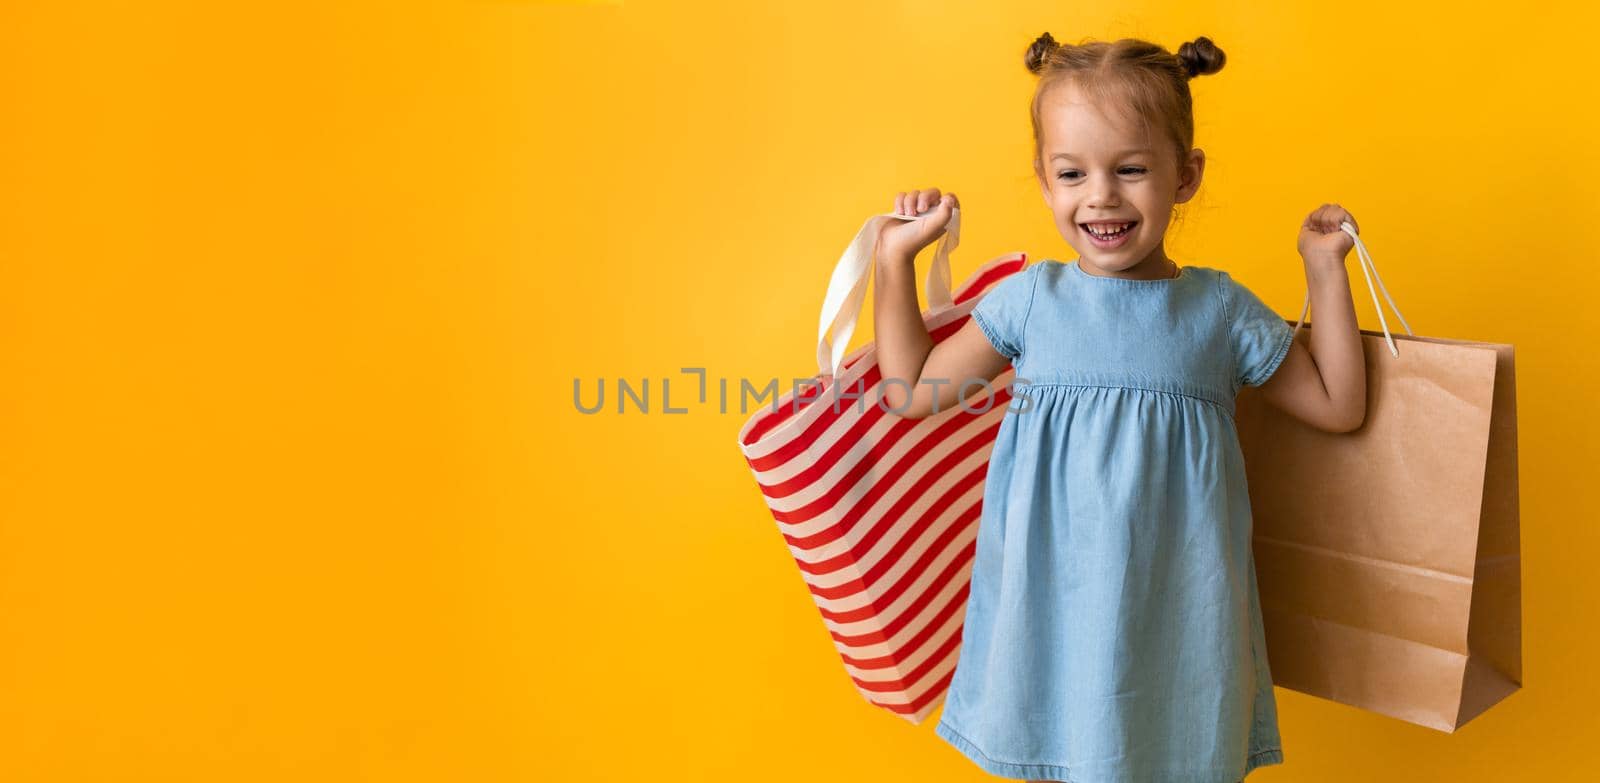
[870,34,1368,783]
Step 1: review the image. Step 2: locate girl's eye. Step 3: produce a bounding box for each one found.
[1056,167,1147,181]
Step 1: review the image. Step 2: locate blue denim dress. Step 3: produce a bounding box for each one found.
[934,259,1292,783]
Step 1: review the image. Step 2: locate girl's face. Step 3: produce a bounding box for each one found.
[1034,82,1205,279]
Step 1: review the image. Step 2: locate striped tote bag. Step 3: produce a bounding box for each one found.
[736,206,1031,724]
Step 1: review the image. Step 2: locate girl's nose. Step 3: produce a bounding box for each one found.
[1088,181,1120,208]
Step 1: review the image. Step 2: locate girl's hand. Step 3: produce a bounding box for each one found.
[1297,203,1359,266]
[877,188,959,263]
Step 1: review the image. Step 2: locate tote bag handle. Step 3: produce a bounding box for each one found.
[816,206,960,380]
[1292,220,1414,357]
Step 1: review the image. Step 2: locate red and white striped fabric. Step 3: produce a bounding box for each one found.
[737,207,1031,724]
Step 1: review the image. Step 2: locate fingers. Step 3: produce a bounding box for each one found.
[1304,202,1357,233]
[893,188,956,216]
[1314,204,1336,232]
[895,191,916,216]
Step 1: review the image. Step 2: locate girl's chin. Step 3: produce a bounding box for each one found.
[1074,240,1142,259]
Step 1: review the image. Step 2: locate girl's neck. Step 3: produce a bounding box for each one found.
[1077,244,1180,281]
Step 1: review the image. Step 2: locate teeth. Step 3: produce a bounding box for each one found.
[1085,222,1132,238]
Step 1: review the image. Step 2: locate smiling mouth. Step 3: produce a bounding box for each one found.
[1080,221,1137,239]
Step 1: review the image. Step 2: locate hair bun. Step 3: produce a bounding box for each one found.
[1024,32,1059,75]
[1176,36,1226,79]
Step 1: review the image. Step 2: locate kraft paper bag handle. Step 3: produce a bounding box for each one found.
[816,206,960,380]
[1291,220,1414,357]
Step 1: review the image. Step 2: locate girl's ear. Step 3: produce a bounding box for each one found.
[1175,148,1206,204]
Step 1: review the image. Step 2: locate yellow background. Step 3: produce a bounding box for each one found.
[2,1,1594,780]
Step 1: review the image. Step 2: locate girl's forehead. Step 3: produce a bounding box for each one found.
[1042,83,1143,130]
[1040,93,1155,155]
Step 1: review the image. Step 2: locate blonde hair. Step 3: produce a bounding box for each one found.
[1024,34,1225,182]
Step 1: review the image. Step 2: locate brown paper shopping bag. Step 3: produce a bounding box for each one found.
[1234,223,1521,733]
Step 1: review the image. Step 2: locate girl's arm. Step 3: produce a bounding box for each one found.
[875,252,1012,419]
[1258,204,1368,432]
[874,189,1012,419]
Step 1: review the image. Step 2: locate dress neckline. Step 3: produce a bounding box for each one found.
[1069,259,1188,283]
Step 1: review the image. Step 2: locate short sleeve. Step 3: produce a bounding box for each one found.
[969,263,1040,362]
[1219,270,1295,387]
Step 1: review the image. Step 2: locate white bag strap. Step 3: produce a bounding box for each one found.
[1291,220,1413,357]
[816,206,960,380]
